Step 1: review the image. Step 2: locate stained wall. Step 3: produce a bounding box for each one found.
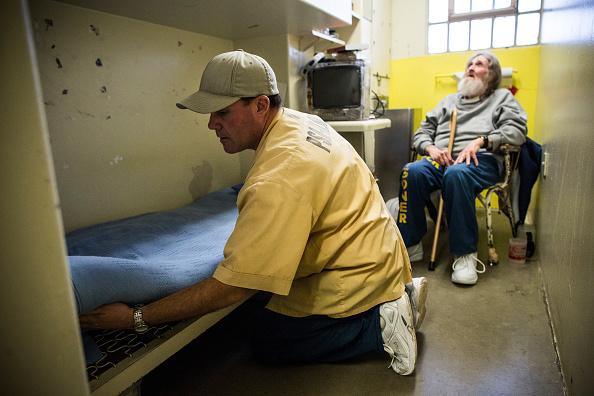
[536,1,594,393]
[30,0,240,231]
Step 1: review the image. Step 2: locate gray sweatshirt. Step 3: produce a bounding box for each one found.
[413,88,527,159]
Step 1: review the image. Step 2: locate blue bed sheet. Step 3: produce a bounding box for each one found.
[66,187,239,315]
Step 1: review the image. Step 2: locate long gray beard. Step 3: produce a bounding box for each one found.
[458,77,488,98]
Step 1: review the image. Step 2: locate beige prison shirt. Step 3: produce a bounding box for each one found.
[213,108,411,318]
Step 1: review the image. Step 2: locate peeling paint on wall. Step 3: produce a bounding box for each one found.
[109,155,124,165]
[77,109,95,118]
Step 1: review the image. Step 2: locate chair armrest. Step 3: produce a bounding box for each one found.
[498,144,521,154]
[497,144,521,184]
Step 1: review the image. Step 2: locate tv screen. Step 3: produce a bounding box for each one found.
[312,65,361,109]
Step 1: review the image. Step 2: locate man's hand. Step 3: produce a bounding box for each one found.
[454,138,484,166]
[426,145,454,166]
[77,278,253,331]
[79,302,134,330]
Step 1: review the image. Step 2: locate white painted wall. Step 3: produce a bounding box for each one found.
[391,0,426,59]
[30,0,240,231]
[370,0,393,99]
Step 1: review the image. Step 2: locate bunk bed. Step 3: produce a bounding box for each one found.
[66,186,243,395]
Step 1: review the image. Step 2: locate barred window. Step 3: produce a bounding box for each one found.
[428,0,542,54]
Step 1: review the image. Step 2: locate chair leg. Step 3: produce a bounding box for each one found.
[482,192,499,265]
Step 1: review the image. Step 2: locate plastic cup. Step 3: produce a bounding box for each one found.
[508,237,527,264]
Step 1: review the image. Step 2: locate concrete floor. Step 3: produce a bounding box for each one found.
[141,212,565,395]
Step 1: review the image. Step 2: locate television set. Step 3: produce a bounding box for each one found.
[308,59,370,121]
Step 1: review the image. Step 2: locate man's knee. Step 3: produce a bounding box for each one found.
[402,160,430,182]
[443,164,472,185]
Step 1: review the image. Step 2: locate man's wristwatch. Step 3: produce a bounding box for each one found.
[133,305,149,333]
[480,135,490,150]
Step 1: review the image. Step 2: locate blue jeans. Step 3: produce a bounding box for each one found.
[251,306,383,363]
[396,154,502,255]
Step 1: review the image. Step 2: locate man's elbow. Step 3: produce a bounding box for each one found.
[230,286,256,303]
[213,278,256,305]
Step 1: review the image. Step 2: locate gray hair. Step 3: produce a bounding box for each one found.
[467,51,502,96]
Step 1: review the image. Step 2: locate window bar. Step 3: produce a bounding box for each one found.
[446,22,452,52]
[514,12,518,46]
[435,0,542,54]
[448,0,517,22]
[535,2,544,47]
[489,18,495,48]
[466,19,472,51]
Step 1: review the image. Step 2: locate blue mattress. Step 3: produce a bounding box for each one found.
[66,187,239,315]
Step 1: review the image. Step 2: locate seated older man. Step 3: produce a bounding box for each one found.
[397,51,527,285]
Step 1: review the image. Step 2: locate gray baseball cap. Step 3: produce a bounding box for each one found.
[176,49,279,114]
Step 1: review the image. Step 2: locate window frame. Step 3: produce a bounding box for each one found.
[448,0,517,22]
[427,0,542,54]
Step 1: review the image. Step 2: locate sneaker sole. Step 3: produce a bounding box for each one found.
[398,294,417,375]
[412,277,428,330]
[382,294,417,375]
[451,274,478,285]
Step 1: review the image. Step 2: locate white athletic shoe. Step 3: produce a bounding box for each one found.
[407,242,424,262]
[380,293,417,375]
[385,197,399,220]
[406,277,428,330]
[451,252,486,285]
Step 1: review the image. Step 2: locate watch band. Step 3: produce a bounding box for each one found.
[480,135,492,151]
[133,305,149,333]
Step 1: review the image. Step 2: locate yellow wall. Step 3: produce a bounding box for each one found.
[389,46,542,210]
[389,46,541,142]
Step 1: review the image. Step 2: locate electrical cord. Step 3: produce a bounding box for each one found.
[371,90,385,118]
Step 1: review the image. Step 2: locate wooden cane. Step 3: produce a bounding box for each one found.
[428,108,457,271]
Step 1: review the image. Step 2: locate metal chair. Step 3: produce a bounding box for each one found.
[414,144,521,270]
[476,144,521,265]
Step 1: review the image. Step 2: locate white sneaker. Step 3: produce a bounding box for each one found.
[406,277,428,330]
[407,242,423,262]
[385,197,399,220]
[380,293,417,375]
[451,252,486,285]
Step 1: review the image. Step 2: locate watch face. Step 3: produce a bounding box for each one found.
[133,308,148,333]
